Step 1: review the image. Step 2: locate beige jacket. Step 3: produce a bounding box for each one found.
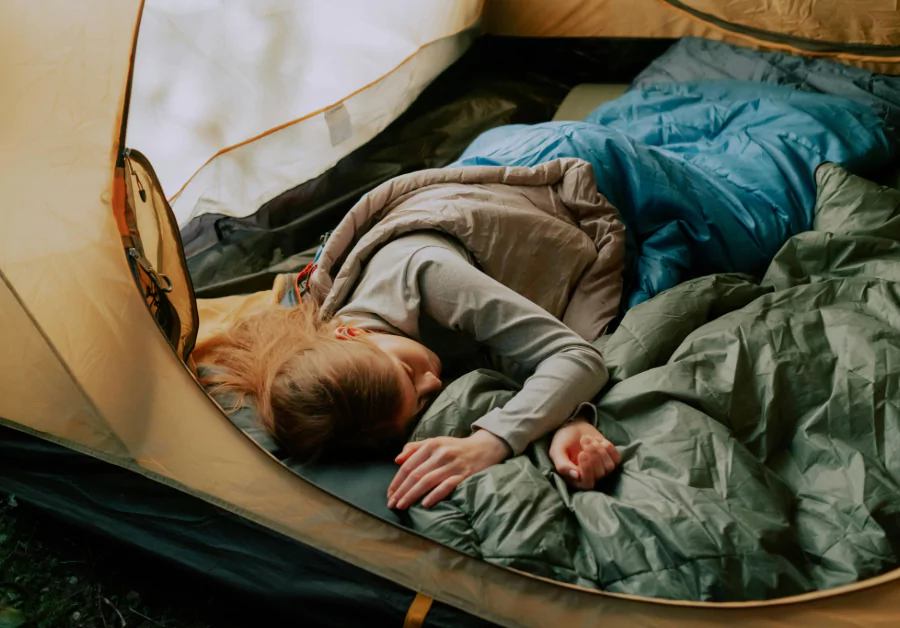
[308,158,626,341]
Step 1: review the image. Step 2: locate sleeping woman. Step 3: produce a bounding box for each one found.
[195,158,624,511]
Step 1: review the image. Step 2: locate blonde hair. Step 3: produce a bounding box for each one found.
[194,302,404,461]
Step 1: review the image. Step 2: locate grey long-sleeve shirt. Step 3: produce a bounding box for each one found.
[334,232,608,455]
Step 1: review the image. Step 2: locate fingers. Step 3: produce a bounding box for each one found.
[552,427,622,490]
[395,440,426,465]
[389,458,441,509]
[421,475,464,509]
[560,464,581,482]
[576,450,595,489]
[602,437,622,466]
[586,438,616,474]
[388,440,436,499]
[549,439,581,482]
[389,434,506,510]
[394,467,452,510]
[570,435,622,490]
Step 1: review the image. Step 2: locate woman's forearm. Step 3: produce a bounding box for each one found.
[471,346,607,455]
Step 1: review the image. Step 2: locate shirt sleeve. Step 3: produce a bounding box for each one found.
[411,246,609,455]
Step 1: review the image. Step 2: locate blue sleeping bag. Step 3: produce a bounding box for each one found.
[451,79,896,308]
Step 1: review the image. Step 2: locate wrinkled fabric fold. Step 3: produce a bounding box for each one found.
[453,81,895,308]
[405,164,900,602]
[309,158,626,341]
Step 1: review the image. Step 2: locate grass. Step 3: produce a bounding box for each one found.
[0,494,277,628]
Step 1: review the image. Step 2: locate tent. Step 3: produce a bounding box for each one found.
[1,1,899,626]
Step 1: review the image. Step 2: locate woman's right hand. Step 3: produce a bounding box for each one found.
[387,429,510,510]
[549,419,621,490]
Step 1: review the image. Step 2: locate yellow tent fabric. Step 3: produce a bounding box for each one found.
[3,1,900,626]
[485,0,900,73]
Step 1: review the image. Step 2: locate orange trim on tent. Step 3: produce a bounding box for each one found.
[655,0,900,63]
[168,0,485,204]
[112,168,130,238]
[116,0,146,167]
[113,0,145,240]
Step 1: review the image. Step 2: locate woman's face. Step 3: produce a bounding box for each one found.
[363,332,443,429]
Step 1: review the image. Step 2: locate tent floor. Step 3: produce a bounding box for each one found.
[0,423,495,628]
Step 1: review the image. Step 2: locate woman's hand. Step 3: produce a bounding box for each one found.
[550,419,621,490]
[388,430,511,510]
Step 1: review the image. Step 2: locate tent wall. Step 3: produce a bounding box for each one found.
[4,2,900,627]
[128,0,482,225]
[661,0,900,48]
[484,0,722,39]
[483,0,900,72]
[0,278,127,457]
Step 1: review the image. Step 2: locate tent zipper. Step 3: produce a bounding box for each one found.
[122,149,172,294]
[123,147,201,360]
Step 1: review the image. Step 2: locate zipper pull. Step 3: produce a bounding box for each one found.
[133,171,147,202]
[124,150,147,202]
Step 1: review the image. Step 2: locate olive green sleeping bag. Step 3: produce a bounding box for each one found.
[404,163,900,601]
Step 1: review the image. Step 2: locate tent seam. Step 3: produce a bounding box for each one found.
[655,0,900,61]
[0,267,133,460]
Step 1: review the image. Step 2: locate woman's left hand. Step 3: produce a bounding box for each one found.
[388,430,511,510]
[549,419,621,490]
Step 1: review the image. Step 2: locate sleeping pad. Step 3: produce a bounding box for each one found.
[451,81,896,308]
[404,163,900,601]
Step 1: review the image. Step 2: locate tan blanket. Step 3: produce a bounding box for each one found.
[309,158,626,340]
